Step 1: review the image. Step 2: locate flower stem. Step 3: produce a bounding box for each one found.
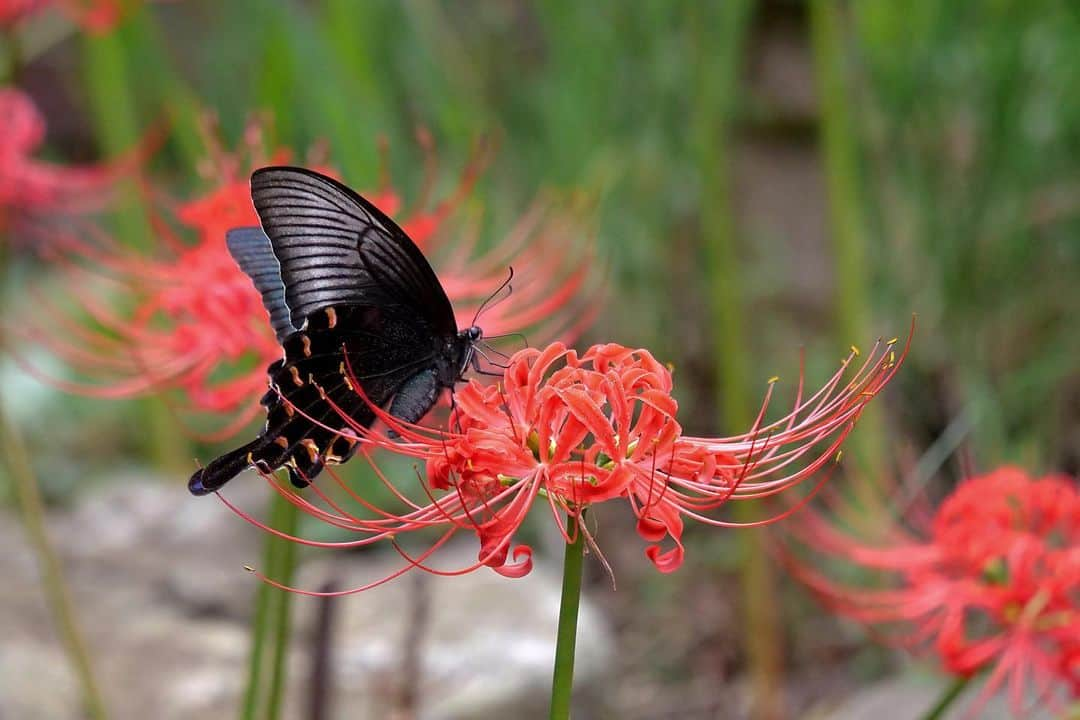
[240,491,300,720]
[549,511,586,720]
[809,0,888,487]
[921,674,971,720]
[82,25,189,472]
[0,407,109,720]
[691,4,784,719]
[266,496,299,720]
[240,541,272,720]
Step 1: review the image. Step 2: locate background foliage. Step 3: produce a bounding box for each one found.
[3,0,1078,717]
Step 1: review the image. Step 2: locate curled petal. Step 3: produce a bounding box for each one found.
[493,545,534,578]
[636,516,668,543]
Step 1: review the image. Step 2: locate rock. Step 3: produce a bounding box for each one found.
[0,479,617,720]
[0,641,81,720]
[0,477,262,719]
[50,475,265,620]
[297,546,617,720]
[97,611,251,720]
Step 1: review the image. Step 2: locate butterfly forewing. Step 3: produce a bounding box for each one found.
[250,167,457,336]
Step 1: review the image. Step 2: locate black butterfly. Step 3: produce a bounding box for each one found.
[188,167,484,496]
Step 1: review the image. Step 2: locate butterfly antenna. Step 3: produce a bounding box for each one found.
[470,266,514,327]
[479,341,513,361]
[480,331,530,348]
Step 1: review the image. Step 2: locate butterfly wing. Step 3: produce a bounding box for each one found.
[188,303,436,496]
[249,166,457,336]
[190,168,463,496]
[260,304,441,479]
[225,226,293,342]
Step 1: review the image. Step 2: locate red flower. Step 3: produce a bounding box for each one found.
[787,467,1079,715]
[1,0,136,33]
[223,327,909,594]
[0,87,132,239]
[24,122,597,436]
[0,0,48,26]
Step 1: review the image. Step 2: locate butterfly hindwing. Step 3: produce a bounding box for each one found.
[249,166,457,336]
[247,304,442,485]
[225,227,294,341]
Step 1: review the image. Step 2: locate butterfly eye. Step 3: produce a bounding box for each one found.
[468,326,483,341]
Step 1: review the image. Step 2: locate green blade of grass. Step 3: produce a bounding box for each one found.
[692,3,784,719]
[82,17,189,472]
[810,0,888,485]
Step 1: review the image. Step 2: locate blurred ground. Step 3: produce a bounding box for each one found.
[0,478,616,720]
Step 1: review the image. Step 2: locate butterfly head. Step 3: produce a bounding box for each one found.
[453,325,484,379]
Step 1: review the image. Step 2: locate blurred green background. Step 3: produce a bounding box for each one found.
[2,1,1078,718]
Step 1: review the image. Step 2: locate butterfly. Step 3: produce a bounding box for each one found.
[188,167,484,496]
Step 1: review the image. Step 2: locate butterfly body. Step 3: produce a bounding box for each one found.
[188,167,482,496]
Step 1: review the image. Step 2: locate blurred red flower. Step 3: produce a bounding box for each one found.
[224,329,908,593]
[25,121,597,437]
[0,0,48,26]
[788,466,1079,715]
[0,87,131,239]
[1,0,132,33]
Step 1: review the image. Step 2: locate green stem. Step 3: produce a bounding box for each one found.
[549,512,586,720]
[129,10,205,166]
[921,674,971,720]
[239,595,269,716]
[240,506,275,719]
[2,27,22,84]
[809,0,887,485]
[0,408,109,720]
[692,4,783,719]
[82,24,189,472]
[265,497,299,720]
[240,491,300,720]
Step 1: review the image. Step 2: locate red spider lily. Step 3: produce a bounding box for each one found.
[23,122,597,437]
[0,87,133,239]
[0,0,49,26]
[0,0,142,33]
[221,325,909,596]
[787,466,1079,715]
